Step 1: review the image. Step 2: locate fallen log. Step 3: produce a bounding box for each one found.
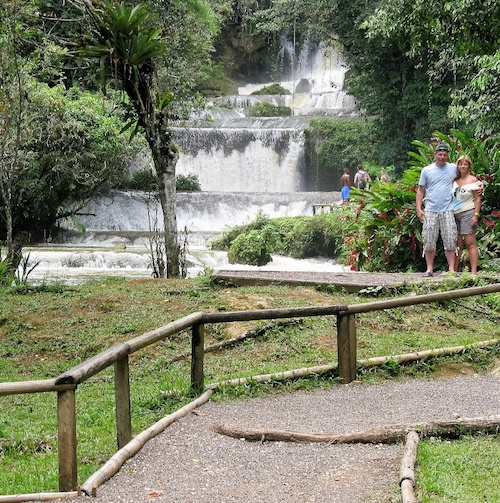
[213,415,500,444]
[400,431,419,503]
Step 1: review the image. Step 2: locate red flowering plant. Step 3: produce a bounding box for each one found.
[345,176,425,272]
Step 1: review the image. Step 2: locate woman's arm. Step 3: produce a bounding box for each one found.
[472,189,481,226]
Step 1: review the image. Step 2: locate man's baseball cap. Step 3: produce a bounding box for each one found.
[435,143,450,153]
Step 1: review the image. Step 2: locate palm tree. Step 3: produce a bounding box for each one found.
[80,0,180,277]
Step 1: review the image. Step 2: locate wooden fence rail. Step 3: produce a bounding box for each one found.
[1,283,499,495]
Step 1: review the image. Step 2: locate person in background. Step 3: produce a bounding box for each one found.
[354,165,371,189]
[416,143,458,277]
[340,168,351,202]
[380,170,392,183]
[453,155,482,275]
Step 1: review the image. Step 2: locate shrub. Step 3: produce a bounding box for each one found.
[120,171,201,192]
[251,84,291,95]
[176,174,201,192]
[125,168,157,191]
[211,211,346,263]
[245,102,291,117]
[228,228,277,266]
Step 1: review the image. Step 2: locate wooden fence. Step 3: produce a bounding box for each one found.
[1,283,500,495]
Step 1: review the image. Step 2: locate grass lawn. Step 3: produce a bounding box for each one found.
[0,273,499,497]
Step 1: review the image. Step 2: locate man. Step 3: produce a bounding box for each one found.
[416,143,458,277]
[354,165,371,189]
[340,168,351,202]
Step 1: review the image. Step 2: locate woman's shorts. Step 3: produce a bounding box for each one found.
[455,209,476,235]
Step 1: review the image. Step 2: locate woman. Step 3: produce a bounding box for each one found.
[453,155,482,275]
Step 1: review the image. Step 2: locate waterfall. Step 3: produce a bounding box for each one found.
[60,190,340,246]
[25,41,353,283]
[174,42,355,193]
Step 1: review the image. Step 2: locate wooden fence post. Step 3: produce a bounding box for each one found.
[115,356,132,449]
[191,323,205,394]
[57,389,77,491]
[337,313,357,383]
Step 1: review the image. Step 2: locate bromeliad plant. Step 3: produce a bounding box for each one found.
[345,129,500,272]
[343,178,424,272]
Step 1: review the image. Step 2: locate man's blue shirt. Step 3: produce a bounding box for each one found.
[418,162,457,212]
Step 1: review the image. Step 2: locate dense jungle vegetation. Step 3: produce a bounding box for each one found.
[1,0,500,275]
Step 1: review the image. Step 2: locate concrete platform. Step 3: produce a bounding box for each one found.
[213,270,443,292]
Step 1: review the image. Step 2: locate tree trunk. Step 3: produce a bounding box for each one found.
[150,139,180,278]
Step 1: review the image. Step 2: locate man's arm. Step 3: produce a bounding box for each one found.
[416,185,425,222]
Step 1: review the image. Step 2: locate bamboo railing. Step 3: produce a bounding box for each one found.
[1,283,499,498]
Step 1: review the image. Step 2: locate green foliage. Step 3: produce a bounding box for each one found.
[342,183,424,272]
[251,83,291,95]
[0,259,15,287]
[176,174,202,192]
[245,102,291,117]
[119,170,201,194]
[80,2,165,70]
[228,228,275,266]
[306,118,377,179]
[274,215,345,258]
[0,81,136,241]
[122,168,157,191]
[450,52,500,145]
[211,210,346,262]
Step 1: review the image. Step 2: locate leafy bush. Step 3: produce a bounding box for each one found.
[251,84,291,95]
[124,168,157,191]
[120,171,201,192]
[228,227,277,266]
[342,183,426,272]
[245,102,291,117]
[176,174,202,192]
[211,211,346,264]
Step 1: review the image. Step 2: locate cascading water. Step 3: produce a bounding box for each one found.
[174,42,355,192]
[24,41,354,283]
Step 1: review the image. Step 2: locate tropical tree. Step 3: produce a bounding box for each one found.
[76,0,221,277]
[0,0,140,281]
[362,0,500,148]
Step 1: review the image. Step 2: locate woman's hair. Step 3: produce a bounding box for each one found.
[455,155,473,180]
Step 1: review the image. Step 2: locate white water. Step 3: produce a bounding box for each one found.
[174,43,355,193]
[20,41,353,284]
[21,190,345,284]
[23,246,346,285]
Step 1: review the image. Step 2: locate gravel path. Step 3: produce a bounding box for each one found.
[67,374,500,503]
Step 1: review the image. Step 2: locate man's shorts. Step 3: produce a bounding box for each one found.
[422,211,458,252]
[455,209,476,235]
[341,186,350,200]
